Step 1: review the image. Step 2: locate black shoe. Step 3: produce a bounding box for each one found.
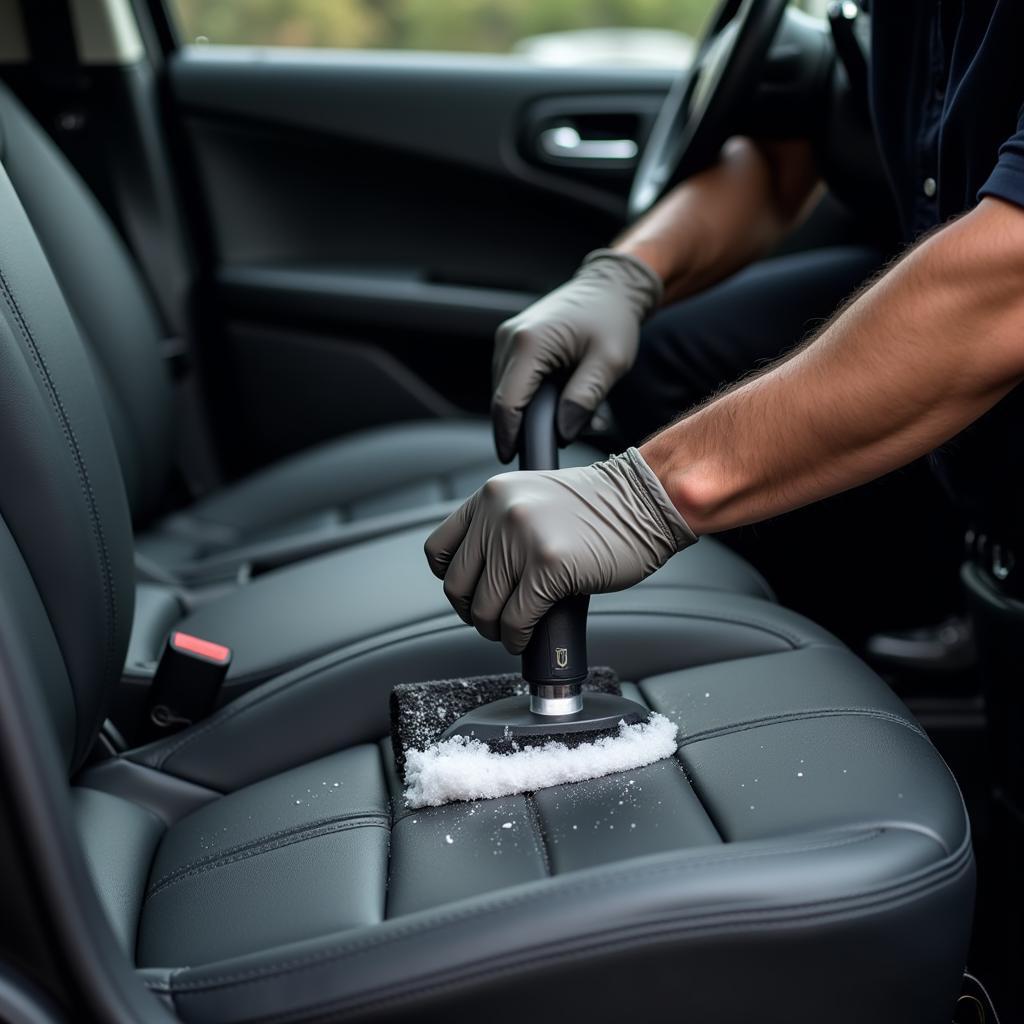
[865,615,976,673]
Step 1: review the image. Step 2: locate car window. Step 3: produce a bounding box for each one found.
[168,0,723,67]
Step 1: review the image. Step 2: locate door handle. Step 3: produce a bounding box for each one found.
[538,125,639,162]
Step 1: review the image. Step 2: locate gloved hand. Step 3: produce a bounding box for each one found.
[424,448,696,654]
[491,249,663,463]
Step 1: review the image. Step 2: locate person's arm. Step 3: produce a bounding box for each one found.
[427,197,1024,654]
[490,137,820,460]
[618,137,822,304]
[641,197,1024,533]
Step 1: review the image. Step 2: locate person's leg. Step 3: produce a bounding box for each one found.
[611,245,883,441]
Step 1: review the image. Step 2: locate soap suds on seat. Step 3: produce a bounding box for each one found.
[403,713,679,808]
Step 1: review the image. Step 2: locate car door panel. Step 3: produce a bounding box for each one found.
[165,48,673,470]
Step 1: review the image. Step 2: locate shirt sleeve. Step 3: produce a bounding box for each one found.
[979,114,1024,209]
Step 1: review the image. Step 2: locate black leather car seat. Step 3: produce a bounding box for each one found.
[0,126,974,1022]
[0,80,768,597]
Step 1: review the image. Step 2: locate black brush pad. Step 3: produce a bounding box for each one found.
[390,668,620,778]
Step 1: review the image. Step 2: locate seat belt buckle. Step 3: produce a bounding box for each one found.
[144,631,231,739]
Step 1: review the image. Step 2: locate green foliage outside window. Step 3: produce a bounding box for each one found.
[172,0,717,52]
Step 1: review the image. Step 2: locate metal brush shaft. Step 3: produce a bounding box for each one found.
[519,379,589,701]
[530,683,583,715]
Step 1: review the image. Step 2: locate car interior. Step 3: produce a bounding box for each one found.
[0,0,1015,1020]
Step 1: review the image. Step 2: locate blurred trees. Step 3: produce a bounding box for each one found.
[173,0,716,50]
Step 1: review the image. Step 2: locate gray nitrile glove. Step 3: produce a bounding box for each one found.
[491,249,663,462]
[424,448,696,654]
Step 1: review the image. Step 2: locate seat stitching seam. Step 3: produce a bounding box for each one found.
[588,608,806,647]
[144,836,959,1001]
[525,795,551,877]
[164,837,971,1004]
[674,707,926,747]
[671,752,726,841]
[152,613,813,769]
[213,604,809,692]
[250,851,974,1024]
[147,809,388,893]
[377,740,397,922]
[0,268,118,722]
[161,830,884,991]
[629,580,773,598]
[146,814,390,900]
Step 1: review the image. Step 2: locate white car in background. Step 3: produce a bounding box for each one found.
[512,0,829,67]
[514,27,695,67]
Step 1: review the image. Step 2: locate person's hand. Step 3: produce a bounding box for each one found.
[424,448,696,653]
[491,250,662,462]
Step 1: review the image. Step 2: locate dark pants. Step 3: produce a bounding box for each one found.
[612,245,882,440]
[610,245,963,645]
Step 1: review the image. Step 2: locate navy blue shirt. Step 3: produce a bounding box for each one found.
[868,0,1024,537]
[871,0,1024,241]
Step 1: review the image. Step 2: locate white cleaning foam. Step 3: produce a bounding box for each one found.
[403,713,679,808]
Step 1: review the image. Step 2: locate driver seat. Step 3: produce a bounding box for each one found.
[0,118,973,1022]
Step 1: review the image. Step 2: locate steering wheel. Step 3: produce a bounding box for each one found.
[628,0,789,220]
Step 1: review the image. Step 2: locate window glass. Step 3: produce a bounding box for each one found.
[170,0,723,66]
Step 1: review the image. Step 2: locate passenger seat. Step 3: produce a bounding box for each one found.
[0,80,772,599]
[0,137,975,1019]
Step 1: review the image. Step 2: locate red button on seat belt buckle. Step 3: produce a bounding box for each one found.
[144,631,232,740]
[170,631,231,664]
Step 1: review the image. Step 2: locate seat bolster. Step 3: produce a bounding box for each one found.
[148,828,972,1024]
[0,82,175,525]
[72,788,164,957]
[136,747,391,968]
[127,590,841,793]
[77,757,220,826]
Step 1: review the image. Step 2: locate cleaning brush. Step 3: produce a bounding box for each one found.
[392,379,679,809]
[390,667,623,775]
[392,668,677,808]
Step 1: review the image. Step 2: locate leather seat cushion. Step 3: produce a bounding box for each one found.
[136,420,598,570]
[71,590,972,1022]
[120,587,847,794]
[91,628,971,1023]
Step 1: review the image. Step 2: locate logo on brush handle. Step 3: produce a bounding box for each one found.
[555,647,569,669]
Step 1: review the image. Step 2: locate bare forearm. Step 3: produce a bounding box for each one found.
[617,137,820,304]
[640,198,1024,534]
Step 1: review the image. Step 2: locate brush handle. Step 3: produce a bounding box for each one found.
[519,379,590,687]
[518,378,560,471]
